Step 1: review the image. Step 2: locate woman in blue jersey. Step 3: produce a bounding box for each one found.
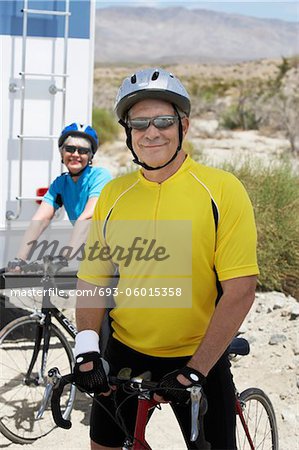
[8,123,112,270]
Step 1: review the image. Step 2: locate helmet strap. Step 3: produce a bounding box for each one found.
[69,168,85,178]
[61,152,93,177]
[68,164,90,178]
[119,106,183,172]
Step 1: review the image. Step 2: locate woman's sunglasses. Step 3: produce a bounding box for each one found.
[63,145,91,155]
[127,115,179,131]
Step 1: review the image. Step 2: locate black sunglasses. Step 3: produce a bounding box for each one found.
[63,145,91,155]
[127,115,179,131]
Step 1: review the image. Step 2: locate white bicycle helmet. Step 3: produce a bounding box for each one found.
[115,68,190,171]
[115,68,191,121]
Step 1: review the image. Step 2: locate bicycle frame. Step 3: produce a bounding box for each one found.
[126,396,157,450]
[124,393,256,450]
[113,382,207,449]
[235,396,255,450]
[24,274,77,385]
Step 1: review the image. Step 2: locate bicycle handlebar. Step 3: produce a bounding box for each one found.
[22,261,44,273]
[43,339,250,441]
[47,367,204,440]
[48,368,161,430]
[23,256,68,276]
[48,369,74,429]
[3,256,68,277]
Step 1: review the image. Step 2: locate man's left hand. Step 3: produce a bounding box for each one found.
[155,366,206,405]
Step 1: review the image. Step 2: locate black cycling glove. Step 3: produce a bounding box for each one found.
[7,258,27,271]
[73,352,110,394]
[158,366,206,405]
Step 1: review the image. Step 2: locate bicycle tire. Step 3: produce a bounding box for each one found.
[236,387,279,450]
[0,315,76,444]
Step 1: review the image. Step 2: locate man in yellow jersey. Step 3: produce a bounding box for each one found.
[73,68,259,450]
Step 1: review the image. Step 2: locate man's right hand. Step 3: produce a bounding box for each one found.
[73,351,110,394]
[7,258,27,272]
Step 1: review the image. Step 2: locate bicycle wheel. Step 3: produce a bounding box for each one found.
[0,315,76,444]
[236,387,279,450]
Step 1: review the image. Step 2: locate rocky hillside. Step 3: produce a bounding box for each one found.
[93,57,299,112]
[95,6,298,64]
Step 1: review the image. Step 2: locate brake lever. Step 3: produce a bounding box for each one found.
[36,382,55,419]
[188,385,202,442]
[48,366,63,384]
[36,367,62,420]
[42,255,68,277]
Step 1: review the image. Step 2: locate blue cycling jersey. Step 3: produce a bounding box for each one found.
[43,166,112,222]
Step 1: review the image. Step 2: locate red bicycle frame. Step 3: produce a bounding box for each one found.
[132,396,158,450]
[131,395,255,450]
[235,398,255,450]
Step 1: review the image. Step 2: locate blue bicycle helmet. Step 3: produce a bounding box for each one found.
[58,123,99,154]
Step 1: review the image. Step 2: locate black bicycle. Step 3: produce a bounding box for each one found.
[0,257,78,444]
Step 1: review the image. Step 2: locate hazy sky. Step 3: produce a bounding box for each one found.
[96,1,299,22]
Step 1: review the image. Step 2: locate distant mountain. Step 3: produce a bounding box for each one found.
[94,6,298,64]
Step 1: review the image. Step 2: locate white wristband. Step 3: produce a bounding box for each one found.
[74,330,100,357]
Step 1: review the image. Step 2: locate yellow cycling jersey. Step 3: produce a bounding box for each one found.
[78,155,259,357]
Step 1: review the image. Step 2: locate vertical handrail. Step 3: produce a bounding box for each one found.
[60,0,70,174]
[61,0,70,130]
[6,0,28,220]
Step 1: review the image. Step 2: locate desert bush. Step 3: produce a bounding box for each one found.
[220,104,261,130]
[185,77,236,115]
[220,161,299,298]
[219,79,264,130]
[92,107,119,144]
[262,90,299,154]
[273,56,293,89]
[188,77,234,99]
[247,57,299,149]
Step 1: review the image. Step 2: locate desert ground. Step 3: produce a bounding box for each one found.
[1,291,298,450]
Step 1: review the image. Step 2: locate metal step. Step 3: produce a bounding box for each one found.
[22,8,71,17]
[19,72,69,78]
[17,135,58,140]
[16,197,44,201]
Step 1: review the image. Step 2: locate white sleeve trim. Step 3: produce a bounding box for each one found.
[189,171,220,222]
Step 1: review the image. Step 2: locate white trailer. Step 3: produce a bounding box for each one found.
[0,0,96,267]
